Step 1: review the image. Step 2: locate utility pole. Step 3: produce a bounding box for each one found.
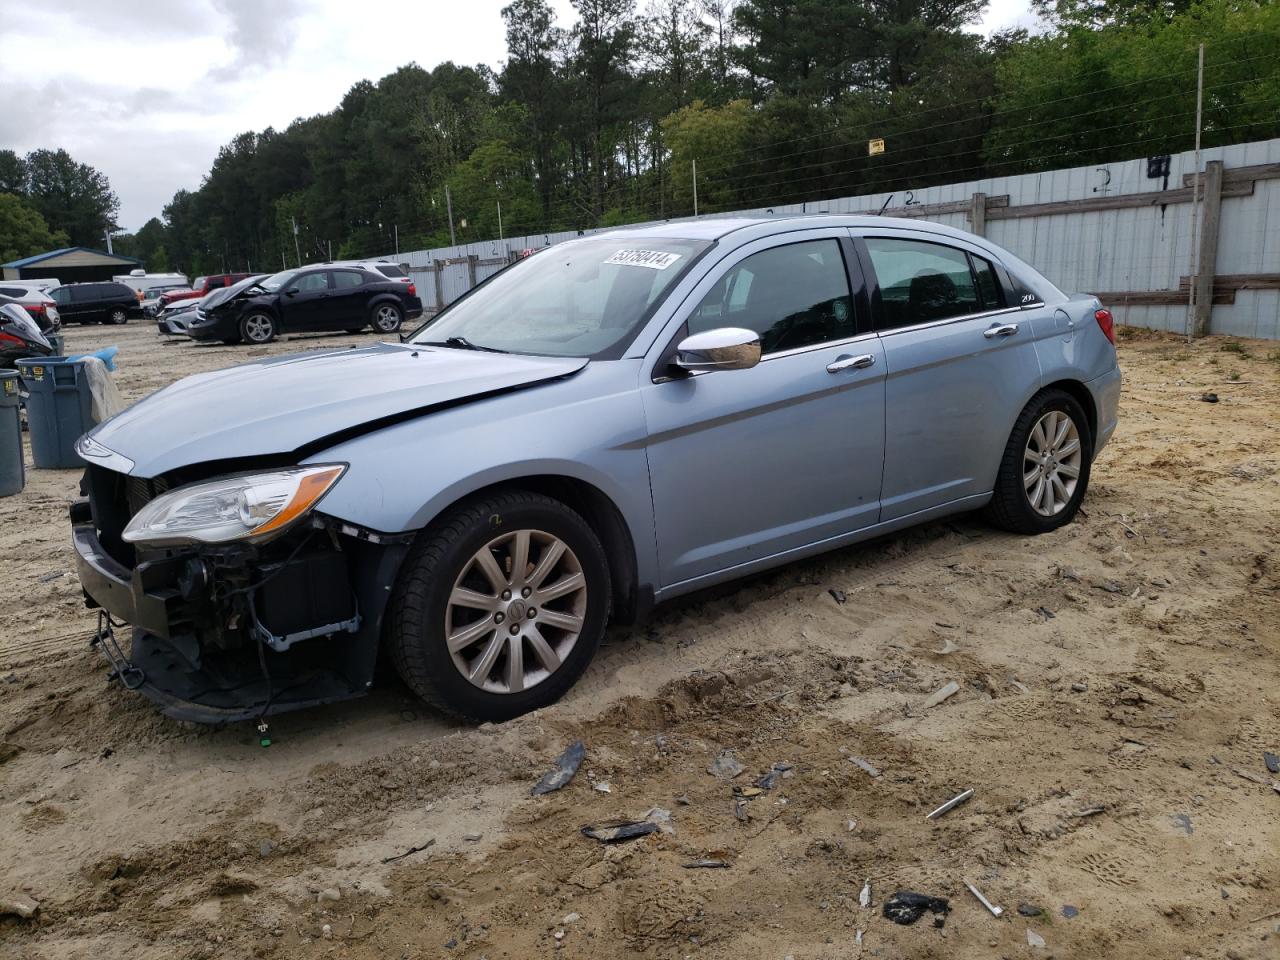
[497,199,504,243]
[394,224,399,256]
[281,249,286,270]
[1186,42,1205,342]
[445,185,457,247]
[104,229,114,255]
[291,217,302,268]
[692,158,699,217]
[327,240,333,262]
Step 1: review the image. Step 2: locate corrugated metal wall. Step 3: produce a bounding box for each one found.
[389,136,1280,339]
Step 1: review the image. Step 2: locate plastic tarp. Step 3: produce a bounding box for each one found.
[80,356,124,424]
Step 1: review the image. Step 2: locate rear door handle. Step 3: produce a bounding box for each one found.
[983,322,1019,339]
[827,353,876,373]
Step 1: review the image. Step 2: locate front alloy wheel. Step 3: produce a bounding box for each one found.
[108,308,128,325]
[388,490,611,721]
[240,312,276,344]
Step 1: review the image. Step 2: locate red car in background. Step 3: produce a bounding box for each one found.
[159,273,253,308]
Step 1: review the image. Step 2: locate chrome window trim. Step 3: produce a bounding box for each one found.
[875,305,1025,339]
[761,330,879,362]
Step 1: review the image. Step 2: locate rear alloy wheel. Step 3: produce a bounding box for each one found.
[239,312,276,344]
[372,302,402,334]
[388,491,611,721]
[108,308,128,325]
[985,388,1092,534]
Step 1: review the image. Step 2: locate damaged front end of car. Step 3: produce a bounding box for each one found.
[71,454,409,723]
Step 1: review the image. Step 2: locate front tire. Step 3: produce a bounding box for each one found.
[387,490,611,721]
[239,312,276,344]
[372,302,403,334]
[985,388,1092,534]
[108,308,128,325]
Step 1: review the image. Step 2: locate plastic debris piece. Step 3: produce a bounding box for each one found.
[1200,392,1218,403]
[580,820,659,844]
[922,680,961,710]
[683,859,729,869]
[1062,905,1079,919]
[1027,929,1046,948]
[755,762,793,791]
[1264,752,1280,775]
[707,750,745,779]
[1017,903,1042,918]
[846,818,858,832]
[855,929,863,947]
[643,807,675,834]
[830,589,847,604]
[849,757,881,778]
[964,880,1003,917]
[735,786,763,798]
[532,740,586,796]
[882,891,950,926]
[933,636,959,655]
[859,879,872,908]
[381,838,435,864]
[926,788,974,820]
[1172,813,1193,835]
[593,782,612,793]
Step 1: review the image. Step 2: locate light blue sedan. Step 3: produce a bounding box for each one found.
[72,216,1120,723]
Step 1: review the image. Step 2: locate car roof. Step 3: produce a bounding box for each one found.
[592,213,988,246]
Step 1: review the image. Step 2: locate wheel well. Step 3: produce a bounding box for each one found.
[1042,378,1097,445]
[445,476,643,625]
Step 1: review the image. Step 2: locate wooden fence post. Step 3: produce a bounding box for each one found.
[432,258,445,309]
[969,192,987,236]
[466,254,478,290]
[1192,160,1224,338]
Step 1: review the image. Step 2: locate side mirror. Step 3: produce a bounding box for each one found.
[285,287,299,297]
[675,327,761,373]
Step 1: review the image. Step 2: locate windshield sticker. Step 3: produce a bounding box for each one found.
[605,249,682,270]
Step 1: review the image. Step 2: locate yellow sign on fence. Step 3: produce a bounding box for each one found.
[868,138,885,157]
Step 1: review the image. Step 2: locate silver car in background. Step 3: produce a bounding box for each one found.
[71,216,1120,723]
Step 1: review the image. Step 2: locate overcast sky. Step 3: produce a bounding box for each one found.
[0,0,1038,233]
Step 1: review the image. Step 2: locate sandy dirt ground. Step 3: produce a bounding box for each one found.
[1,321,1278,960]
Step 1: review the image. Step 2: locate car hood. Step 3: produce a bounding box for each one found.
[201,276,267,311]
[88,343,588,477]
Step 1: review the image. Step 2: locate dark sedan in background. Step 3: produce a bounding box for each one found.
[50,282,140,325]
[186,264,423,344]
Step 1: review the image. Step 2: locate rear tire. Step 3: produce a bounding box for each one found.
[372,302,403,334]
[239,312,276,344]
[387,490,611,721]
[108,308,128,325]
[985,388,1092,534]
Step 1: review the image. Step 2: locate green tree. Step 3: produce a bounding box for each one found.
[0,151,26,195]
[0,192,69,262]
[23,148,120,246]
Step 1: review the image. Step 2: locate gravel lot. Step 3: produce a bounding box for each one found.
[1,321,1278,959]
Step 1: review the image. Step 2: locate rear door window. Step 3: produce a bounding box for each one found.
[332,270,364,289]
[71,285,100,302]
[863,238,981,329]
[688,239,855,355]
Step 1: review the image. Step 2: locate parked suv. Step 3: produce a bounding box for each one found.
[185,264,423,344]
[0,283,61,332]
[159,273,254,310]
[50,282,139,325]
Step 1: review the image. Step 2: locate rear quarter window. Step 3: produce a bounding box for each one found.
[376,265,406,278]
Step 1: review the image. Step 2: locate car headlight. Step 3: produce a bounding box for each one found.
[122,465,346,546]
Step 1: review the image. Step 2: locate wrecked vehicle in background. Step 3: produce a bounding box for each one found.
[71,216,1120,723]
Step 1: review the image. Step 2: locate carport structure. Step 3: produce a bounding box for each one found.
[1,247,141,284]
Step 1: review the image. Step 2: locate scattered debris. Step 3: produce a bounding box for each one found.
[926,788,974,820]
[921,680,961,710]
[755,762,793,791]
[321,923,333,939]
[593,782,612,793]
[1264,752,1280,775]
[849,757,882,778]
[463,833,482,842]
[1017,903,1043,918]
[317,888,341,903]
[882,890,950,926]
[1071,682,1089,693]
[1200,392,1219,403]
[1036,606,1055,620]
[381,838,435,864]
[675,793,691,806]
[1094,580,1125,594]
[553,929,565,941]
[36,570,63,583]
[258,840,275,858]
[562,912,580,924]
[1248,908,1280,924]
[1008,679,1032,694]
[1027,929,1046,948]
[859,879,871,908]
[1172,813,1194,835]
[845,818,858,832]
[855,929,864,947]
[1232,767,1269,786]
[734,786,763,799]
[1071,805,1107,818]
[733,799,749,822]
[532,740,586,796]
[580,820,660,844]
[964,880,1003,917]
[707,750,745,779]
[829,589,847,604]
[933,636,959,655]
[683,858,729,869]
[643,807,675,834]
[0,895,39,919]
[1062,905,1079,919]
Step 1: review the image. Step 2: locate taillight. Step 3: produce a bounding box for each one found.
[1094,308,1115,345]
[407,283,417,297]
[0,331,24,345]
[25,304,45,317]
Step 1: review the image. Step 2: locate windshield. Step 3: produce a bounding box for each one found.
[410,237,710,358]
[256,270,297,293]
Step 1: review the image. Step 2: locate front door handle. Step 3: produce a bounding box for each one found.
[983,322,1020,339]
[827,353,876,373]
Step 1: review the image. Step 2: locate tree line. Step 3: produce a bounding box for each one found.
[0,149,120,264]
[3,0,1277,276]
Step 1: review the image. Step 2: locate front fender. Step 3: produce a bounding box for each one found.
[308,360,659,591]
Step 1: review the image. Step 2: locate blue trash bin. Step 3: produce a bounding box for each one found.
[0,370,23,495]
[16,357,94,469]
[48,332,65,356]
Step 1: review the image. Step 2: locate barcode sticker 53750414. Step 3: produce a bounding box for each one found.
[605,249,682,270]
